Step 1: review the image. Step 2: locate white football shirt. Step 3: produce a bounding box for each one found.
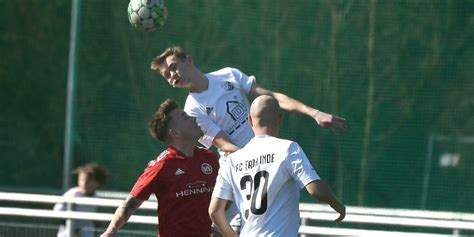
[212,135,321,236]
[184,67,255,150]
[53,187,96,237]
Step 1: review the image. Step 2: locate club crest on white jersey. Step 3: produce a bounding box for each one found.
[221,81,234,90]
[206,107,214,115]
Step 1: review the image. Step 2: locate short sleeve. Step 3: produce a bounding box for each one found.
[130,163,164,200]
[184,96,221,148]
[231,68,255,93]
[53,188,79,211]
[195,117,221,149]
[285,142,320,188]
[211,161,234,201]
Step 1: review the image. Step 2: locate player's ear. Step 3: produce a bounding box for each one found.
[248,115,254,127]
[167,127,178,141]
[277,113,283,125]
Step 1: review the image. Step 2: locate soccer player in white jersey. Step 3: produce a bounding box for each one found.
[208,95,345,236]
[151,46,346,233]
[150,46,347,155]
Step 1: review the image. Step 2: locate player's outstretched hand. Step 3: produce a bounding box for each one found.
[333,204,346,222]
[312,110,347,132]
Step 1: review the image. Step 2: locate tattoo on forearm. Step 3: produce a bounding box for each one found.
[119,195,143,221]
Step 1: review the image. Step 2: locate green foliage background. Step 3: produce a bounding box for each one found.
[1,0,473,213]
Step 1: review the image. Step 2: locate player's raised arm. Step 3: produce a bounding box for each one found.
[212,131,240,153]
[100,195,145,237]
[248,81,347,132]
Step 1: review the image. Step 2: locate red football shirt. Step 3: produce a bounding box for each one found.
[130,146,219,237]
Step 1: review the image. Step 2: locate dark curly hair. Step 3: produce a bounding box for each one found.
[74,163,108,186]
[148,99,179,142]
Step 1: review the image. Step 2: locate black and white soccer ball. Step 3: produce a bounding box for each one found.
[127,0,167,31]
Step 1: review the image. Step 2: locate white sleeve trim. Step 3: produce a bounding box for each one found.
[198,126,220,149]
[243,75,256,93]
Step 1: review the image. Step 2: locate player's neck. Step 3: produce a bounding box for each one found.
[172,142,196,158]
[189,73,208,93]
[253,127,279,137]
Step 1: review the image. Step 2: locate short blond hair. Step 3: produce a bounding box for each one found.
[150,46,187,71]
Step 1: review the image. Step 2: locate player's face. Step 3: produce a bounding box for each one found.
[159,55,190,89]
[168,108,203,140]
[78,172,100,196]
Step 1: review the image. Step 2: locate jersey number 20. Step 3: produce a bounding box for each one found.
[240,171,269,218]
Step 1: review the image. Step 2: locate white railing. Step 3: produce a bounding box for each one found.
[298,203,474,236]
[1,191,473,236]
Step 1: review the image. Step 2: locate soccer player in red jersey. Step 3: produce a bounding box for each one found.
[101,99,219,237]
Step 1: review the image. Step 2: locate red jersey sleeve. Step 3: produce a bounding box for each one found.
[130,160,165,200]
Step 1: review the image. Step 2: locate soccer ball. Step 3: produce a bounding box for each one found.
[128,0,167,31]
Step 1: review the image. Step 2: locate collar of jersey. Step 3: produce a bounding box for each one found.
[167,146,196,159]
[254,134,272,139]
